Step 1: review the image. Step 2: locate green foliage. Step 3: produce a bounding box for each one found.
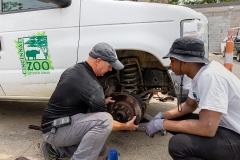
[25,33,48,59]
[2,1,23,12]
[168,0,181,5]
[168,0,238,5]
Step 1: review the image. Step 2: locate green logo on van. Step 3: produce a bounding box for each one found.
[15,32,54,76]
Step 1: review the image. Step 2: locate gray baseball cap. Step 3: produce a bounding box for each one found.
[163,37,210,64]
[89,43,124,70]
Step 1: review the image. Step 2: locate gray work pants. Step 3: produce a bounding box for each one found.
[43,112,113,160]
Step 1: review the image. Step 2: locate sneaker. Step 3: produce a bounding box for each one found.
[40,141,59,160]
[99,144,106,156]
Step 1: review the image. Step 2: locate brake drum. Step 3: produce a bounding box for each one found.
[107,93,145,124]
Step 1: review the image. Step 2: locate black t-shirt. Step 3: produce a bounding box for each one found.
[41,62,107,133]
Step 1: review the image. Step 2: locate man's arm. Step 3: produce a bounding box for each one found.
[164,97,198,119]
[112,116,138,131]
[164,109,222,137]
[105,97,115,105]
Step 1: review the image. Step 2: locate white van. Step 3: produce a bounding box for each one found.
[0,0,208,121]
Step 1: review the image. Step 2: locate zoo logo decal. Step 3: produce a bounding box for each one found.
[15,32,54,76]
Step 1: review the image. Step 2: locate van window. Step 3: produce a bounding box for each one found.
[2,0,59,13]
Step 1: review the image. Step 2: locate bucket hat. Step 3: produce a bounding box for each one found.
[89,42,124,70]
[163,37,210,64]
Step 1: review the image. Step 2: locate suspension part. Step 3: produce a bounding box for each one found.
[120,58,143,93]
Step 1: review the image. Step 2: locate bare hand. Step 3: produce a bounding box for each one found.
[105,97,115,105]
[125,116,138,131]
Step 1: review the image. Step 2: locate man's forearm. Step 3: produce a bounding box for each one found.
[163,119,216,137]
[164,101,197,119]
[112,120,128,131]
[164,105,193,119]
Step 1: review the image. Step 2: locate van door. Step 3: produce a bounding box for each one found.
[0,0,80,100]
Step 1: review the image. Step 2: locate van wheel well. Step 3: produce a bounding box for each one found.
[98,50,175,97]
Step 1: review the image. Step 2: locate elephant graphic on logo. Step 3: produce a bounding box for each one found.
[26,50,40,60]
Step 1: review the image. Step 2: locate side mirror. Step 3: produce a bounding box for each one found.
[0,0,2,13]
[38,0,71,8]
[51,0,71,7]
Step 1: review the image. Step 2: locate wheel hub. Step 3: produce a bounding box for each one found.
[107,93,145,124]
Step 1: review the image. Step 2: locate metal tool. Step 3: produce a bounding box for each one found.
[136,122,148,132]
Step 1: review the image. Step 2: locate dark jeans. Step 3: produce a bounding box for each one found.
[168,114,240,160]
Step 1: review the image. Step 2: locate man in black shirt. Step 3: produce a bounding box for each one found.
[40,43,138,160]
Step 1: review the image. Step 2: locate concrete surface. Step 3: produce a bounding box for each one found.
[0,53,240,160]
[0,97,175,160]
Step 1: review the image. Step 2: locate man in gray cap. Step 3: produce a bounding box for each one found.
[146,37,240,159]
[40,42,138,160]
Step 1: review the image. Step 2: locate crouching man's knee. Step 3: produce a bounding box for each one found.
[100,112,113,133]
[168,134,188,159]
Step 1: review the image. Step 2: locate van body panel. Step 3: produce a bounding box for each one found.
[0,0,80,98]
[0,0,208,101]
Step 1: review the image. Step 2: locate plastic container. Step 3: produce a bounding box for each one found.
[107,149,119,160]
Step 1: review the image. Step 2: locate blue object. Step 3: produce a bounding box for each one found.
[107,149,119,160]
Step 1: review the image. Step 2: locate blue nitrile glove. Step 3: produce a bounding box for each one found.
[153,112,166,120]
[146,118,165,138]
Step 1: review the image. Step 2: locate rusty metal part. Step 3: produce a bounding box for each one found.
[153,94,174,102]
[138,89,161,98]
[107,93,145,124]
[120,58,143,93]
[15,157,30,160]
[143,113,153,121]
[122,63,138,92]
[142,68,168,87]
[28,125,41,131]
[130,92,146,112]
[136,122,148,131]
